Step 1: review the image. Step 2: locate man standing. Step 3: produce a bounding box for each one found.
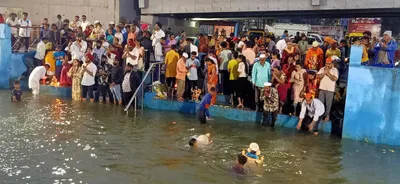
[110,59,124,105]
[317,57,338,121]
[49,23,61,47]
[298,35,308,62]
[69,15,80,31]
[65,35,87,60]
[296,93,325,135]
[260,82,279,127]
[151,22,166,58]
[80,15,90,31]
[81,53,97,102]
[252,54,271,111]
[276,38,288,55]
[34,38,48,67]
[218,41,232,104]
[304,41,324,70]
[154,37,165,62]
[197,87,216,124]
[122,63,141,106]
[176,53,188,101]
[93,40,106,65]
[164,45,179,98]
[242,41,256,66]
[6,13,19,52]
[140,31,153,71]
[18,12,32,52]
[325,42,341,59]
[55,14,63,30]
[53,45,65,80]
[28,63,50,95]
[237,36,247,51]
[185,51,201,100]
[265,35,276,53]
[227,51,239,106]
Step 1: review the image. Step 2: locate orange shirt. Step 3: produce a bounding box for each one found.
[176,58,187,80]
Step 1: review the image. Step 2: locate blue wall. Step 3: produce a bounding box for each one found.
[0,25,32,89]
[144,92,332,133]
[344,46,400,145]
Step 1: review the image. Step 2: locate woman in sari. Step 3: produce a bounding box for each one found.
[67,59,82,101]
[59,54,72,86]
[206,58,218,105]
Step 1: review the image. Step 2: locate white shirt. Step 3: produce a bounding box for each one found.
[6,17,18,35]
[114,32,123,45]
[18,19,32,37]
[81,62,97,86]
[80,21,90,31]
[237,41,245,49]
[28,66,46,89]
[276,39,287,55]
[151,29,165,47]
[299,99,325,121]
[238,62,248,78]
[126,48,139,66]
[65,41,88,60]
[69,20,81,30]
[317,67,339,92]
[34,41,46,60]
[196,134,211,145]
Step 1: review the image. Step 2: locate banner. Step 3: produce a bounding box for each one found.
[348,18,382,38]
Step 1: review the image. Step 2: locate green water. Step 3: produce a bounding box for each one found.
[0,91,399,184]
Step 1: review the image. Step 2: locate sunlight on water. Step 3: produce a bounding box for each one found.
[0,91,399,184]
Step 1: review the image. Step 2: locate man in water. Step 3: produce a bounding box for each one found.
[28,63,50,95]
[296,93,325,135]
[188,133,213,148]
[232,154,247,174]
[197,87,216,124]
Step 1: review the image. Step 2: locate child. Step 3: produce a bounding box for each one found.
[232,154,247,174]
[188,133,213,148]
[59,54,72,86]
[97,67,110,103]
[11,80,23,102]
[197,87,216,124]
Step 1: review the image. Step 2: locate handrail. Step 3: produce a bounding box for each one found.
[124,61,164,112]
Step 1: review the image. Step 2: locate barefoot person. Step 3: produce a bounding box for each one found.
[296,93,325,135]
[28,63,50,95]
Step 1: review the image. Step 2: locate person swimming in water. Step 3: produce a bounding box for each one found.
[188,133,213,148]
[242,142,264,165]
[232,154,248,174]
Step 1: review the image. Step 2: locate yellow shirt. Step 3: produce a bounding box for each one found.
[227,59,239,80]
[164,50,179,78]
[325,48,341,58]
[361,45,369,63]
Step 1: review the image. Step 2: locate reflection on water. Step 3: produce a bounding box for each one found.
[0,91,399,184]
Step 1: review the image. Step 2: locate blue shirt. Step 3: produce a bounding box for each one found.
[186,58,200,81]
[246,152,259,159]
[198,93,212,111]
[252,61,271,87]
[373,39,398,67]
[12,89,23,101]
[53,51,65,66]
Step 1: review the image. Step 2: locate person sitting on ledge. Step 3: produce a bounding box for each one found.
[296,93,325,135]
[188,133,213,148]
[197,87,216,124]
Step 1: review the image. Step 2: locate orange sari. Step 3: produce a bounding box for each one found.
[207,64,218,104]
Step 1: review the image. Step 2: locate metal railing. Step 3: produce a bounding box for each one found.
[124,61,164,114]
[10,26,42,52]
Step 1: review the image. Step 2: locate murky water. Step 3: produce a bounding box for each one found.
[0,91,400,184]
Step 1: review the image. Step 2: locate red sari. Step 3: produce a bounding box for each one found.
[207,63,218,104]
[60,61,72,86]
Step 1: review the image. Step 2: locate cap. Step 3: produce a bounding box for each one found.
[94,20,100,24]
[85,53,94,61]
[312,41,319,47]
[109,21,115,25]
[259,54,266,59]
[331,55,340,62]
[141,23,149,30]
[44,63,51,67]
[326,57,333,64]
[383,31,392,38]
[247,142,261,155]
[305,93,313,100]
[264,82,272,87]
[182,53,189,58]
[232,37,239,42]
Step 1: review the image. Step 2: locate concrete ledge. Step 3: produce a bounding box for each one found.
[40,85,72,98]
[144,92,332,133]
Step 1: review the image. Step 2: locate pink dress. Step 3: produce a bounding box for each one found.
[60,62,72,86]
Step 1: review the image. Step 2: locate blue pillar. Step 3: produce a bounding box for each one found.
[0,24,12,89]
[343,45,400,145]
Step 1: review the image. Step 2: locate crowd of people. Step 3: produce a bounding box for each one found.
[5,12,398,135]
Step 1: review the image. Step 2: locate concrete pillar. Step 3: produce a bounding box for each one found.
[0,25,12,89]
